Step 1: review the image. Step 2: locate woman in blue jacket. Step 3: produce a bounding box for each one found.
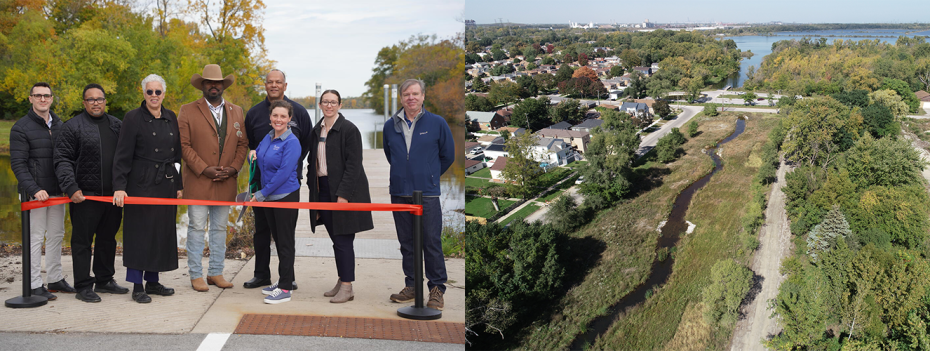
[251,100,301,304]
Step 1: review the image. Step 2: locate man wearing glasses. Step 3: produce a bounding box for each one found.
[241,69,312,290]
[10,82,75,302]
[54,83,129,302]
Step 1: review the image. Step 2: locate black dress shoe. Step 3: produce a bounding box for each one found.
[243,277,272,289]
[145,282,175,296]
[75,289,102,303]
[47,279,76,293]
[94,280,130,294]
[32,286,57,301]
[132,291,152,303]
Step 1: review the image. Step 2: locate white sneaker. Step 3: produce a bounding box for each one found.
[263,288,291,304]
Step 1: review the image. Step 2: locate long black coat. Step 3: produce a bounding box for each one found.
[10,109,63,198]
[307,114,374,235]
[112,102,182,272]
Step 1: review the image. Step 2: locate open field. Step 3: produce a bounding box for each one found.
[595,113,780,350]
[520,113,741,349]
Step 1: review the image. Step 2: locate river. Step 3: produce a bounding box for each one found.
[0,108,466,244]
[723,29,930,88]
[569,118,746,350]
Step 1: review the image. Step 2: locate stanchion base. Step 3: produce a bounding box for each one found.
[397,306,442,320]
[5,295,48,308]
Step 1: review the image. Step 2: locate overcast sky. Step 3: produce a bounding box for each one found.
[263,0,464,98]
[464,0,929,25]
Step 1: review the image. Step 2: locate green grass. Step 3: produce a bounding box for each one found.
[501,204,541,226]
[538,189,564,202]
[0,120,15,154]
[537,167,571,189]
[470,167,492,178]
[567,161,588,169]
[465,196,517,218]
[521,113,769,350]
[465,177,492,189]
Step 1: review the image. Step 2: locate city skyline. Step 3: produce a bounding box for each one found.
[464,0,929,26]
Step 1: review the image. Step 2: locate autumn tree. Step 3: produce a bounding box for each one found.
[578,52,588,66]
[572,66,598,82]
[782,97,850,167]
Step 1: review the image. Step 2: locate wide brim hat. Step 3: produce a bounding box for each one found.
[191,64,235,89]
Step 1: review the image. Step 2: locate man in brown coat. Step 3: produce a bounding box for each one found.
[178,64,248,292]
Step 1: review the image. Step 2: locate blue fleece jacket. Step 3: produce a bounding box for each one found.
[254,128,300,201]
[382,107,455,196]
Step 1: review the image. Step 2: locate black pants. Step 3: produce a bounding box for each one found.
[260,191,298,290]
[391,196,446,293]
[318,176,356,282]
[254,186,303,280]
[70,200,122,291]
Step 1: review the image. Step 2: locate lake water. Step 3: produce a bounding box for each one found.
[722,29,930,88]
[0,109,466,244]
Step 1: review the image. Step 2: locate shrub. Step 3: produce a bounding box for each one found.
[702,259,753,326]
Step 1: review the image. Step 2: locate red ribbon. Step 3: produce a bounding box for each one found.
[21,195,422,216]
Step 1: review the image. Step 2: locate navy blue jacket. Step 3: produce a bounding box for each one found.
[382,107,455,196]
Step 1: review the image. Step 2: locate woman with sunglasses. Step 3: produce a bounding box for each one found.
[308,89,373,303]
[112,74,182,303]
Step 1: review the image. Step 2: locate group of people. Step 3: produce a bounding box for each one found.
[10,64,456,309]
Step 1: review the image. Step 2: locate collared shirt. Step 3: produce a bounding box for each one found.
[45,116,51,129]
[398,107,425,153]
[207,99,226,125]
[316,118,332,177]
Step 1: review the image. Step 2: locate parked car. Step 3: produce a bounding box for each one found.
[575,176,585,185]
[757,97,765,101]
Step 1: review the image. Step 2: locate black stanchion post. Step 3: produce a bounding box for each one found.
[397,190,441,320]
[5,190,48,308]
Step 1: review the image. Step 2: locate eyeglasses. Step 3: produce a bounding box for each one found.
[84,98,106,104]
[146,89,163,96]
[30,94,53,100]
[321,100,339,106]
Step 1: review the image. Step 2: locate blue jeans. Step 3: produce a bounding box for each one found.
[391,196,446,293]
[186,205,229,279]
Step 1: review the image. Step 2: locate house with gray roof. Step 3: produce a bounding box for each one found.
[537,128,591,153]
[572,119,604,133]
[620,102,650,118]
[549,121,573,130]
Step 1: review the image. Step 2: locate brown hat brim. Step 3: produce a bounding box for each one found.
[190,74,236,90]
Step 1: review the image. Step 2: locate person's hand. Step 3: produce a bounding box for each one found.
[113,190,127,207]
[248,150,256,162]
[222,166,238,177]
[337,196,349,203]
[203,166,223,179]
[250,194,258,202]
[177,190,183,199]
[70,190,85,203]
[34,190,49,202]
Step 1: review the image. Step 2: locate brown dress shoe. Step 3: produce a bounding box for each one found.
[427,286,444,311]
[191,278,209,292]
[329,283,354,303]
[390,286,415,303]
[207,275,233,288]
[323,279,342,297]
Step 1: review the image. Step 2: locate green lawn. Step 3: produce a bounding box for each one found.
[501,204,541,226]
[536,167,571,189]
[470,167,492,178]
[465,196,516,218]
[465,177,492,189]
[568,161,587,169]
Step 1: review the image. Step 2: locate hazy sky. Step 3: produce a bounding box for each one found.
[464,0,929,25]
[264,0,464,98]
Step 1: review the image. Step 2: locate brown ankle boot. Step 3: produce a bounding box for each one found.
[330,283,354,303]
[207,275,233,288]
[323,279,342,297]
[191,278,209,292]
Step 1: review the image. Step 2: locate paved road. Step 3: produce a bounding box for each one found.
[730,160,792,350]
[523,186,584,224]
[635,105,702,157]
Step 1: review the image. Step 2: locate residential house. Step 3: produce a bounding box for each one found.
[467,111,508,131]
[633,99,656,113]
[477,135,505,146]
[537,128,591,154]
[618,73,632,86]
[497,126,526,137]
[605,56,620,64]
[572,119,604,133]
[632,66,651,76]
[489,156,509,182]
[609,89,625,100]
[532,137,573,167]
[465,159,486,175]
[917,90,930,108]
[483,143,509,160]
[620,102,651,117]
[651,62,660,72]
[465,141,482,154]
[549,121,573,130]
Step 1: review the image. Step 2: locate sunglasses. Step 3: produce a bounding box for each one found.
[146,89,163,96]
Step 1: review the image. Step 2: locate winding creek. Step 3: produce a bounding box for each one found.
[569,118,746,350]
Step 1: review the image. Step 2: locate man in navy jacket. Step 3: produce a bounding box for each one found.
[382,79,455,310]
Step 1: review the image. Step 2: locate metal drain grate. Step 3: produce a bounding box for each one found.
[234,314,466,344]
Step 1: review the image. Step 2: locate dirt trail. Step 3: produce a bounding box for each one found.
[729,159,792,351]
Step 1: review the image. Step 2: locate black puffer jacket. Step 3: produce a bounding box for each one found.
[54,111,122,197]
[10,109,63,198]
